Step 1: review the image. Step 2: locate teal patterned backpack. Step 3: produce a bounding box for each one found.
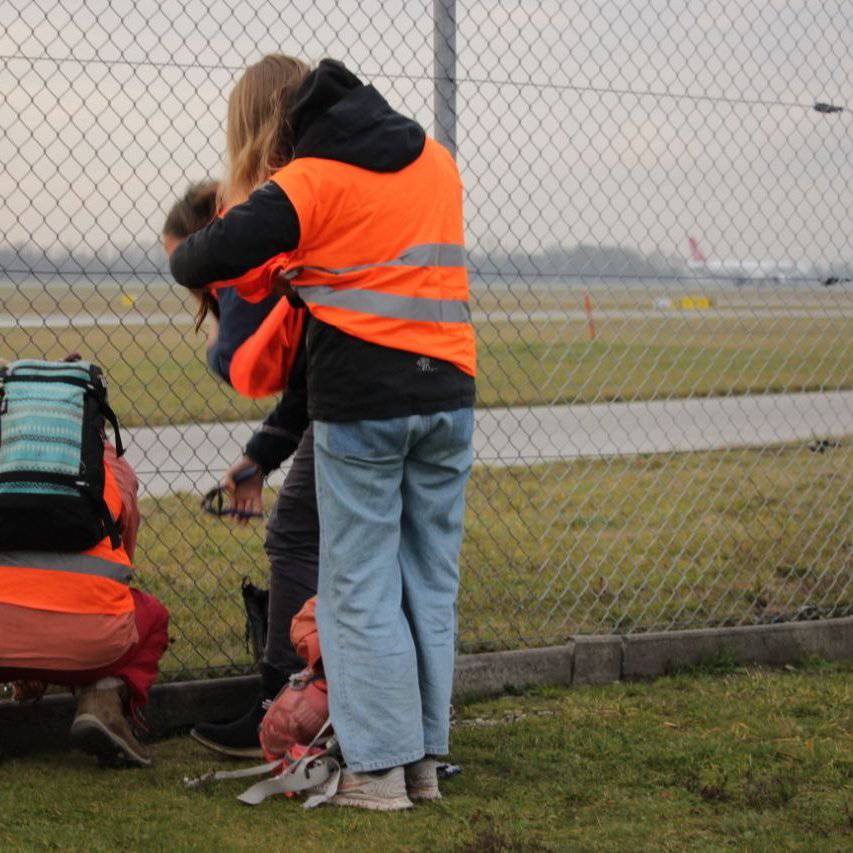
[0,359,124,551]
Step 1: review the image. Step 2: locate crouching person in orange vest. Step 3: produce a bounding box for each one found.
[0,442,169,767]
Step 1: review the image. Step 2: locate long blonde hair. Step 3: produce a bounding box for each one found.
[220,54,310,208]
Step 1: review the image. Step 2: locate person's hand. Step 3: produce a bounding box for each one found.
[223,456,264,525]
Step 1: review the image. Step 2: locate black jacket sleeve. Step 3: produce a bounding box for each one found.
[169,181,300,290]
[244,335,309,473]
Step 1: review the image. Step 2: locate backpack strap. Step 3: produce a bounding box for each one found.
[0,364,8,412]
[240,754,341,807]
[101,401,124,457]
[99,500,122,550]
[182,719,339,807]
[89,371,124,541]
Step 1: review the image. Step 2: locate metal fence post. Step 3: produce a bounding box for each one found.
[433,0,457,159]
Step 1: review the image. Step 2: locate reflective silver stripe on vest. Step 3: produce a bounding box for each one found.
[298,242,467,277]
[304,287,472,324]
[0,550,132,584]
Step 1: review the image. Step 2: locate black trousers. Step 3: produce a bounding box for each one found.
[262,424,319,679]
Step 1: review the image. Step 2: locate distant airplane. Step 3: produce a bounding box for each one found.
[686,237,806,285]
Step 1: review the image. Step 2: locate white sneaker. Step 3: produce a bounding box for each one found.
[405,758,441,801]
[330,766,413,811]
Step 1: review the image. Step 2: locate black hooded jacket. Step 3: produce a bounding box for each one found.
[171,60,475,422]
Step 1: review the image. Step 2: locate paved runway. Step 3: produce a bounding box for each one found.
[124,390,852,498]
[5,306,853,331]
[4,312,180,330]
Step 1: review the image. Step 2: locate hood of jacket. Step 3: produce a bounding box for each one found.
[289,59,425,172]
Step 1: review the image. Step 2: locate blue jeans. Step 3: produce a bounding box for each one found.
[313,409,474,772]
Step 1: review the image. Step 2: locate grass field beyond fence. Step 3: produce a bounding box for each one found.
[3,291,850,426]
[2,662,850,851]
[134,443,850,679]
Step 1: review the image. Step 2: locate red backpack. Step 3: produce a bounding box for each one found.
[184,597,338,807]
[260,597,327,761]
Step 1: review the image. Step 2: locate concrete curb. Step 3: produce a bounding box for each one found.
[571,635,622,685]
[453,644,573,702]
[0,675,260,756]
[620,618,853,679]
[2,618,850,755]
[452,617,853,701]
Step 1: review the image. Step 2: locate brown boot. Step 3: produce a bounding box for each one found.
[70,678,152,768]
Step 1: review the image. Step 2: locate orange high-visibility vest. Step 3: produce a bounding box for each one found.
[228,293,305,399]
[0,455,134,617]
[207,253,306,399]
[268,138,476,377]
[204,207,303,399]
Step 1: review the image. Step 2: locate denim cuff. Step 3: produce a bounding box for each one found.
[345,748,426,774]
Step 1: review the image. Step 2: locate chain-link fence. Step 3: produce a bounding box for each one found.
[2,1,851,680]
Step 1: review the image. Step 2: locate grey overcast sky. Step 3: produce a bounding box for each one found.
[1,0,851,269]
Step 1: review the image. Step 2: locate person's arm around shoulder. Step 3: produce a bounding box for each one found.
[169,181,301,291]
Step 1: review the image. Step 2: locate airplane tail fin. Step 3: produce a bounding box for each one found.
[688,237,707,263]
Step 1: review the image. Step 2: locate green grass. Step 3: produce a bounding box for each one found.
[1,323,270,428]
[3,313,849,426]
[476,315,851,408]
[1,662,850,850]
[135,443,851,679]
